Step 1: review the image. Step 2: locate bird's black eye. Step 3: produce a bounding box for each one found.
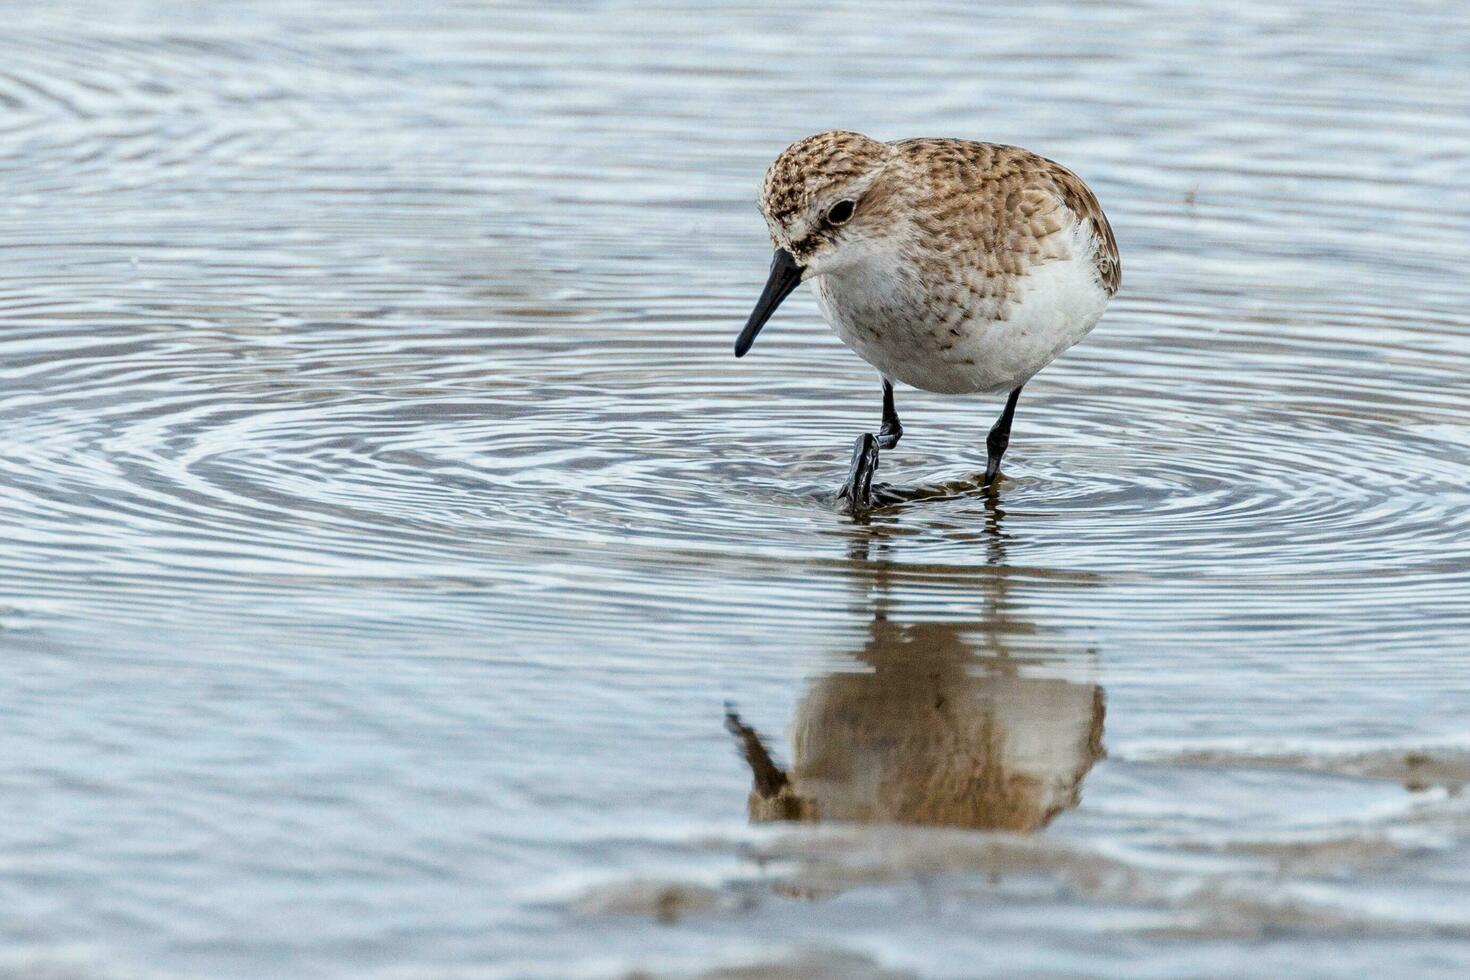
[826,199,855,226]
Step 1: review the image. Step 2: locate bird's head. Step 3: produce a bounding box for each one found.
[736,131,905,357]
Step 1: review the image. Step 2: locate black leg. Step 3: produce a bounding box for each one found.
[878,378,902,450]
[838,433,879,511]
[983,386,1023,487]
[839,379,902,512]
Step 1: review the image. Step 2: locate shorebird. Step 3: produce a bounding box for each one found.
[735,131,1119,512]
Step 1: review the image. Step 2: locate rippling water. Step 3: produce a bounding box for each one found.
[3,1,1469,977]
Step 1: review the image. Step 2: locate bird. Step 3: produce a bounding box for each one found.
[723,621,1104,829]
[734,130,1120,513]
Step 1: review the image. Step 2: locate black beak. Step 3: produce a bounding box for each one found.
[735,249,803,358]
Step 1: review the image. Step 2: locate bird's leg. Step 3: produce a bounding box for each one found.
[839,433,879,512]
[839,379,902,513]
[983,386,1024,487]
[877,377,903,450]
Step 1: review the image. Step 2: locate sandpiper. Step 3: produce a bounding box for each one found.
[735,131,1119,512]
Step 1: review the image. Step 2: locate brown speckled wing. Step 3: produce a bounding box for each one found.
[1042,157,1121,296]
[894,139,1120,297]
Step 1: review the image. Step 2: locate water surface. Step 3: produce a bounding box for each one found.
[2,1,1470,977]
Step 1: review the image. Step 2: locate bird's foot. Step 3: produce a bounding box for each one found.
[982,458,1002,489]
[837,433,880,514]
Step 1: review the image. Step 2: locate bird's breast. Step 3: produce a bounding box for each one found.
[812,229,1109,395]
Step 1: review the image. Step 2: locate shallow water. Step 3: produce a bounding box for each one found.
[2,1,1469,977]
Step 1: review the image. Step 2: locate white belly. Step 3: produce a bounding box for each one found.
[813,234,1110,396]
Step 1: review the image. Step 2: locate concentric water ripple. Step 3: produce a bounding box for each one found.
[2,292,1465,628]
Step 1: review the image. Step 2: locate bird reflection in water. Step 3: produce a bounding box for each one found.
[726,497,1105,832]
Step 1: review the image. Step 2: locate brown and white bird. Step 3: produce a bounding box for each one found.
[735,131,1120,512]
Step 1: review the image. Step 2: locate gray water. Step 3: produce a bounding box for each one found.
[2,1,1469,977]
